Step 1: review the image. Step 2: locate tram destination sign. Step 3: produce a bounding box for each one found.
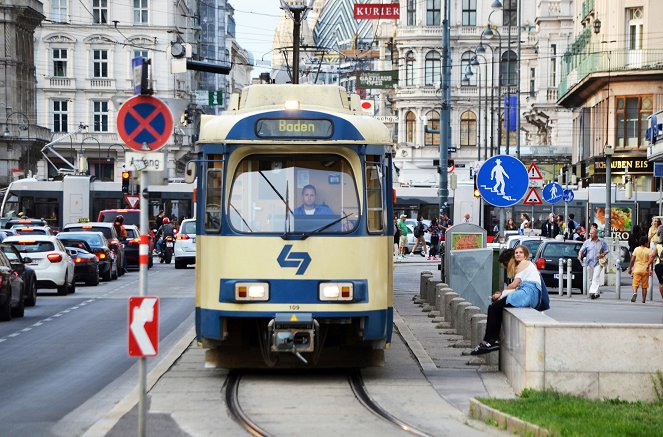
[255,119,333,139]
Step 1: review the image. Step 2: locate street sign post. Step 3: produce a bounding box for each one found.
[476,155,529,207]
[125,151,166,172]
[542,182,563,204]
[128,296,159,357]
[523,187,543,205]
[563,189,575,202]
[124,194,140,208]
[527,162,543,180]
[116,95,173,152]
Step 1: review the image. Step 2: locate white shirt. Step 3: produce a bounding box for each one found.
[515,262,541,285]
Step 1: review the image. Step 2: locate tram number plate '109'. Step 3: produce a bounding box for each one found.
[256,119,333,139]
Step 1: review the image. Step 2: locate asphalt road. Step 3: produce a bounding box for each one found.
[0,263,195,437]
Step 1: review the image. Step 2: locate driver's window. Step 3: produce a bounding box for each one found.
[205,163,223,232]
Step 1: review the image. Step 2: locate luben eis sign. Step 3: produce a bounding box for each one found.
[593,157,652,174]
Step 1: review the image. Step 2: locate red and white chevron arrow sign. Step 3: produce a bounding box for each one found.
[128,297,159,357]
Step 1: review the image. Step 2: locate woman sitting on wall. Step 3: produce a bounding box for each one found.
[470,245,546,355]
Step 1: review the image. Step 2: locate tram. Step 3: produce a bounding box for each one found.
[191,84,394,368]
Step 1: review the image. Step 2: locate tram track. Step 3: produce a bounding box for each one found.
[225,369,435,437]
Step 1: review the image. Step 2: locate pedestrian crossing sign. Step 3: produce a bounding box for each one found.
[523,187,543,205]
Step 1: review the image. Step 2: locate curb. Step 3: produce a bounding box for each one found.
[469,398,550,437]
[82,325,196,437]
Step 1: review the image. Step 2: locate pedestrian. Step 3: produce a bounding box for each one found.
[648,218,662,248]
[155,210,165,230]
[541,213,560,238]
[428,218,441,260]
[463,212,471,223]
[439,212,452,242]
[505,217,518,231]
[519,213,530,235]
[578,224,609,299]
[629,236,652,302]
[411,215,428,257]
[649,226,663,302]
[470,245,547,355]
[393,215,401,258]
[566,213,578,237]
[397,214,408,259]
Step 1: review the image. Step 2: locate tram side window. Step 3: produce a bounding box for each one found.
[205,169,223,232]
[366,161,384,232]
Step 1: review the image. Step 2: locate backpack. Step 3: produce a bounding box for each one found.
[414,222,423,238]
[535,274,550,312]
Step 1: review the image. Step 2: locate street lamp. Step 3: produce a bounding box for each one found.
[80,136,102,157]
[106,143,126,162]
[463,64,482,161]
[480,18,502,157]
[4,111,30,139]
[472,53,490,161]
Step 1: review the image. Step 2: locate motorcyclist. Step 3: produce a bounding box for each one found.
[156,217,176,257]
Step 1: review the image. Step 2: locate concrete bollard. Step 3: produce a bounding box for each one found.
[454,302,472,336]
[470,313,488,346]
[420,271,433,298]
[443,292,460,322]
[435,285,453,313]
[426,279,442,305]
[462,306,482,340]
[447,297,466,328]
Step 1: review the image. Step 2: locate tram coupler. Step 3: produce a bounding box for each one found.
[269,313,317,363]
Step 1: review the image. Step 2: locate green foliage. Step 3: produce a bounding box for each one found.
[478,390,663,437]
[651,370,663,403]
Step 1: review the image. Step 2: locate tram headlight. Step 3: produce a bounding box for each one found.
[319,282,353,301]
[284,100,300,110]
[235,282,269,301]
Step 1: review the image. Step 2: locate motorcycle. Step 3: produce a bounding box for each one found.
[160,236,175,264]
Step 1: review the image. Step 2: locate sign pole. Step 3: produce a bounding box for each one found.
[138,169,149,437]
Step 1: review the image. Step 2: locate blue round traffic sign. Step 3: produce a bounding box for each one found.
[563,189,575,203]
[542,182,563,204]
[476,155,528,207]
[116,95,173,152]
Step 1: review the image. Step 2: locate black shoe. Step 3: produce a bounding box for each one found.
[470,342,500,355]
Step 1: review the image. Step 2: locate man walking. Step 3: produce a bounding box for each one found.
[578,224,609,299]
[397,215,409,259]
[541,213,560,238]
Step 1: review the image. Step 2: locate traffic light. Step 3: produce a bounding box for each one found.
[121,171,130,194]
[182,108,193,126]
[473,175,481,197]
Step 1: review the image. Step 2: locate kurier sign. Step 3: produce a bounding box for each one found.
[357,70,398,89]
[353,4,400,19]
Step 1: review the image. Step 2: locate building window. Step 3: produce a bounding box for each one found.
[462,0,476,26]
[549,44,557,87]
[92,0,108,24]
[89,159,114,181]
[93,50,108,78]
[407,0,416,26]
[406,111,416,143]
[529,68,536,97]
[405,51,415,86]
[134,0,148,24]
[53,100,68,133]
[503,0,517,27]
[460,111,477,147]
[425,110,440,147]
[93,101,109,132]
[627,7,643,50]
[133,49,148,59]
[53,49,67,77]
[500,50,517,86]
[461,51,476,86]
[615,95,652,148]
[52,0,67,22]
[425,51,440,86]
[426,0,440,26]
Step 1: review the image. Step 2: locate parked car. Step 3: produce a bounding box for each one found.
[3,235,75,295]
[97,209,140,227]
[0,247,26,320]
[61,222,126,275]
[174,218,196,269]
[123,225,153,269]
[0,243,38,307]
[506,236,547,260]
[534,240,584,292]
[59,240,100,286]
[57,232,117,281]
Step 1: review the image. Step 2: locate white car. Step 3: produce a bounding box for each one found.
[174,218,196,269]
[4,235,76,295]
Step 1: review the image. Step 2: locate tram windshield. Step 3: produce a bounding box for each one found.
[228,155,359,234]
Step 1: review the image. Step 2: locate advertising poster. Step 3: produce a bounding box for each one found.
[593,207,633,240]
[450,233,484,250]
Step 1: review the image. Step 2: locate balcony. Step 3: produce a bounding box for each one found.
[47,77,76,89]
[87,78,115,89]
[558,48,663,100]
[396,26,442,40]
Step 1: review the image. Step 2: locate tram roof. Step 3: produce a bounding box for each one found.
[198,84,392,145]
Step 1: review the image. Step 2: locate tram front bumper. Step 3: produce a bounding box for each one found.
[269,313,316,353]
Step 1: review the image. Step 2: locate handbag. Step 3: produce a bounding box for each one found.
[599,255,608,267]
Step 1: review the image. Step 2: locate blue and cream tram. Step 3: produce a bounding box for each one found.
[191,84,394,368]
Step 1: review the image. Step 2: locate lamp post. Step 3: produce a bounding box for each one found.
[438,0,451,215]
[4,111,30,139]
[476,41,496,158]
[463,65,481,161]
[106,143,126,162]
[481,20,502,157]
[471,53,490,160]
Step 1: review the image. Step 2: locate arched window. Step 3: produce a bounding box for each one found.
[425,51,440,86]
[425,110,440,147]
[406,111,416,143]
[461,51,476,86]
[500,50,517,86]
[460,111,477,147]
[405,51,415,86]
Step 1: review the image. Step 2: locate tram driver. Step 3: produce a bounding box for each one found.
[293,185,334,216]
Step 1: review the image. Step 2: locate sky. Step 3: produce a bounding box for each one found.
[233,1,284,74]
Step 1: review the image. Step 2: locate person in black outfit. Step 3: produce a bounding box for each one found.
[541,213,560,238]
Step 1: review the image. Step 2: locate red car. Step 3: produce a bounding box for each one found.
[97,209,140,226]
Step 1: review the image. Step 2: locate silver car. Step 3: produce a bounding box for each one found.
[174,218,196,269]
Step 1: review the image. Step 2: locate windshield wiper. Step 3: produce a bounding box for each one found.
[298,213,354,239]
[258,170,293,216]
[229,203,253,232]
